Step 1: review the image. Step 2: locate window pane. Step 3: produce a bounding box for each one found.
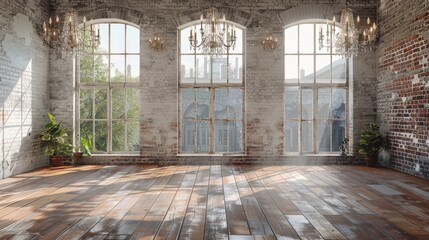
[182,120,195,153]
[112,120,125,152]
[316,55,331,83]
[212,55,227,83]
[299,55,314,83]
[112,89,125,119]
[285,88,299,119]
[284,25,298,53]
[332,120,345,151]
[80,120,93,143]
[94,55,108,82]
[215,120,228,152]
[196,89,209,119]
[126,55,140,82]
[229,27,243,54]
[317,120,331,152]
[110,24,125,53]
[318,88,330,119]
[230,88,242,119]
[195,54,210,83]
[80,89,93,119]
[285,120,298,152]
[197,120,209,153]
[228,55,243,83]
[299,24,314,54]
[332,89,346,119]
[332,55,346,83]
[94,120,107,152]
[127,121,140,152]
[285,55,298,83]
[95,89,107,119]
[301,89,313,120]
[126,25,140,53]
[181,89,195,119]
[111,55,125,82]
[231,121,243,152]
[215,88,228,119]
[180,26,193,54]
[96,24,109,53]
[127,88,140,119]
[214,120,242,152]
[80,55,93,83]
[302,121,313,152]
[180,55,195,83]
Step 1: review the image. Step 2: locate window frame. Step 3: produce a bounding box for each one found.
[75,19,141,155]
[177,20,246,155]
[284,20,351,156]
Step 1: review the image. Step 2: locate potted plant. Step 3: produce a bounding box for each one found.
[73,135,93,159]
[339,137,349,155]
[357,123,386,167]
[40,113,73,167]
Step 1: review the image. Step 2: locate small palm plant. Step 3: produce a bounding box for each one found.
[357,123,387,166]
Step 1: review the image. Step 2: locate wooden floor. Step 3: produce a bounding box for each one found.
[0,165,428,240]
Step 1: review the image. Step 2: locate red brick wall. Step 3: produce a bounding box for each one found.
[377,0,429,178]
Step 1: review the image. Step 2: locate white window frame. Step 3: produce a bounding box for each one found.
[284,20,351,155]
[178,20,246,155]
[75,19,140,155]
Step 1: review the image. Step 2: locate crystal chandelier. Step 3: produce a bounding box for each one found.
[81,16,101,50]
[335,7,359,58]
[357,16,377,51]
[149,36,164,51]
[189,7,237,56]
[262,34,278,51]
[58,9,82,57]
[41,9,100,57]
[41,15,61,48]
[318,6,378,58]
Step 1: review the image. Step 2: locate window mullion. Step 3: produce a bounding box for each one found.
[313,87,318,154]
[209,88,215,154]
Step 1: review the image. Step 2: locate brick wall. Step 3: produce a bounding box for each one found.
[0,0,50,178]
[49,1,378,165]
[377,0,429,179]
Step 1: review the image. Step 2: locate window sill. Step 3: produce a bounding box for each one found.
[177,153,246,157]
[90,154,140,157]
[283,153,352,157]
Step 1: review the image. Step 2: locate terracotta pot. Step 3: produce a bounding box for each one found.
[73,152,84,158]
[364,154,377,167]
[50,156,63,167]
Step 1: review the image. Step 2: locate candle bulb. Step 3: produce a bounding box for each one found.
[49,17,52,25]
[367,17,370,25]
[357,15,360,23]
[56,15,59,23]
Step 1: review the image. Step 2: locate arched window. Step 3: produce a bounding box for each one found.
[284,21,349,154]
[77,20,140,154]
[178,21,245,154]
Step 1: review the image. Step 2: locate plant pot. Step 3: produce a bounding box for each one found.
[73,152,84,158]
[50,156,63,167]
[364,154,377,167]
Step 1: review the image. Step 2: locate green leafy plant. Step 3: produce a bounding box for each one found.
[40,113,73,157]
[74,135,93,156]
[339,137,349,155]
[357,123,386,157]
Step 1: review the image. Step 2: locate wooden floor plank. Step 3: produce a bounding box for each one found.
[178,166,210,240]
[0,165,427,239]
